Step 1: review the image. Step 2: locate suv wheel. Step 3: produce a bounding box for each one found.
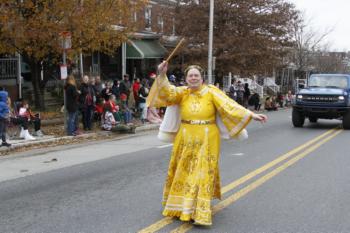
[292,108,305,127]
[342,111,350,129]
[309,117,318,123]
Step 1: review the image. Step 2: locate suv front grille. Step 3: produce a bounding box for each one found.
[302,95,339,103]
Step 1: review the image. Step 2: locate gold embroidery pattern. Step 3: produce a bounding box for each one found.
[153,81,252,225]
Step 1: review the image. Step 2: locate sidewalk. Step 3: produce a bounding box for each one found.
[2,107,290,155]
[1,122,161,155]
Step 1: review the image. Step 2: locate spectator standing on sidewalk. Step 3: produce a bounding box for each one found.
[0,88,11,147]
[111,79,120,101]
[132,78,141,111]
[243,83,251,108]
[94,75,104,101]
[235,81,245,105]
[138,79,149,123]
[229,80,237,101]
[101,81,113,101]
[65,75,80,136]
[120,74,131,106]
[79,75,96,131]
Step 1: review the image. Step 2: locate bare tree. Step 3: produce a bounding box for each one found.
[290,12,334,76]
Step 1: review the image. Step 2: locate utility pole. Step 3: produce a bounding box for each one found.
[59,31,71,132]
[16,52,22,99]
[208,0,214,84]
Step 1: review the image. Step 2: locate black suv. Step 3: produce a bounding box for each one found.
[292,74,350,129]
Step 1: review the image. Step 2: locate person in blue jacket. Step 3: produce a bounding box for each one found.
[0,88,11,147]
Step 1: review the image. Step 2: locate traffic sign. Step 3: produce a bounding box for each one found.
[59,31,72,50]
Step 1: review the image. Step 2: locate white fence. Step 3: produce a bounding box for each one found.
[0,58,18,79]
[264,77,280,94]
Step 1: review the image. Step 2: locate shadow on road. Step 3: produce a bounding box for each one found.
[297,119,342,130]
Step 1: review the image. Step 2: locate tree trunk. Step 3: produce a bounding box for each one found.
[29,59,45,110]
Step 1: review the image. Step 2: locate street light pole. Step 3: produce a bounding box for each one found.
[62,49,67,132]
[60,31,71,133]
[208,0,214,84]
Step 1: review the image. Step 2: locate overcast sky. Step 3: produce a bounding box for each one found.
[288,0,350,52]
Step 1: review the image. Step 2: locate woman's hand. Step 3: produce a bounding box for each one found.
[157,61,168,76]
[252,113,267,123]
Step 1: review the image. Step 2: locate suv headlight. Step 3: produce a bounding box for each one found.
[297,95,303,99]
[339,96,345,101]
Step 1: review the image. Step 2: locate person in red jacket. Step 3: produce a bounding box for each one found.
[104,95,122,123]
[132,78,141,110]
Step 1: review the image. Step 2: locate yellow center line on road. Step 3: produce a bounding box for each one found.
[170,129,343,233]
[137,128,338,233]
[221,128,337,194]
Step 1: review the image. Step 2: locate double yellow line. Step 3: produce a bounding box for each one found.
[138,128,342,233]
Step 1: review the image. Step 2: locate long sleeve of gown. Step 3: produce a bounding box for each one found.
[146,74,186,107]
[210,85,253,137]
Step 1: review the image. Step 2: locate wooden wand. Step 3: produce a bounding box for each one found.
[165,38,186,63]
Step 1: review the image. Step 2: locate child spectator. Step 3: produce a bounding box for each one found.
[18,100,42,140]
[147,107,162,124]
[94,98,104,123]
[0,89,11,147]
[248,92,261,111]
[277,92,284,108]
[264,96,278,111]
[285,90,293,107]
[101,104,116,131]
[105,95,122,123]
[120,93,132,125]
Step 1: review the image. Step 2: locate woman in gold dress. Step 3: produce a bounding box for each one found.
[147,61,267,226]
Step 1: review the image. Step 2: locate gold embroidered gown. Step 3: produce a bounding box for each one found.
[147,74,253,225]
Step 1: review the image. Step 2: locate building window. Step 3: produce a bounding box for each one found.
[145,7,152,30]
[158,15,164,33]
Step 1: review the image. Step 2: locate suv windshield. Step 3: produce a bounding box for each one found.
[308,75,348,89]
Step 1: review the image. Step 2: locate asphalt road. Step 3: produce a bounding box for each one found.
[0,108,349,233]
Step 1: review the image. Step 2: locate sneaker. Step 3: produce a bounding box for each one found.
[1,142,11,147]
[36,130,44,137]
[73,130,83,136]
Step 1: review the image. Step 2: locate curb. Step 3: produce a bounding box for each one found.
[1,123,160,154]
[135,123,160,133]
[41,118,64,126]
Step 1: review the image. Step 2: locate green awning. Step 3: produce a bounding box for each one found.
[126,39,167,59]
